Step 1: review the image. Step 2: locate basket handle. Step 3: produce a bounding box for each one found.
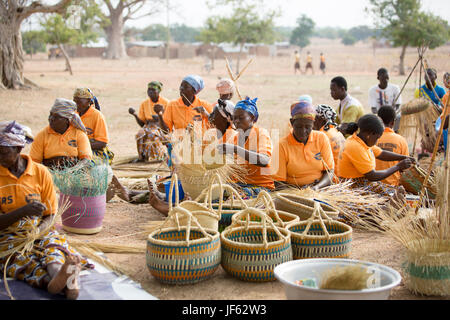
[250,190,285,226]
[168,173,181,211]
[300,200,330,239]
[229,207,289,249]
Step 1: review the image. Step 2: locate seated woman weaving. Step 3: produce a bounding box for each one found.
[218,97,275,198]
[338,114,415,201]
[272,100,335,191]
[0,121,92,300]
[29,99,92,169]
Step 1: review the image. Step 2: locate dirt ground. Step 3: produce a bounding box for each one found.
[1,38,449,300]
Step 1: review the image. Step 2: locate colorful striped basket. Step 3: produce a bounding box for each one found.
[221,208,293,282]
[273,193,339,220]
[287,201,352,260]
[146,209,221,285]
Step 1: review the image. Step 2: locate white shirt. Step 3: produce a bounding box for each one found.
[368,83,402,112]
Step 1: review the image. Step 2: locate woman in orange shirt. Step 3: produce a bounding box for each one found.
[338,114,415,198]
[0,121,93,299]
[273,101,335,190]
[128,81,169,163]
[30,99,92,169]
[218,97,274,198]
[313,104,345,176]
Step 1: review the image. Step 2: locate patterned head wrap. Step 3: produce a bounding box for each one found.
[73,87,101,111]
[444,72,450,89]
[216,78,234,95]
[0,121,34,148]
[290,100,316,121]
[182,75,204,94]
[235,97,259,122]
[148,81,163,92]
[298,95,313,104]
[315,104,337,131]
[50,98,87,133]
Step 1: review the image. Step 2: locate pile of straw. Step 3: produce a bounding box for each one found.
[50,160,109,197]
[319,265,371,290]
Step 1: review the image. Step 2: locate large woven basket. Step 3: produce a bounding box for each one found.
[400,165,436,199]
[176,164,227,200]
[403,239,450,296]
[221,208,292,282]
[287,201,352,259]
[273,193,339,220]
[146,209,221,285]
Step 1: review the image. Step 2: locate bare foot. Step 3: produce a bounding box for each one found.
[111,175,130,202]
[47,254,81,296]
[147,179,169,216]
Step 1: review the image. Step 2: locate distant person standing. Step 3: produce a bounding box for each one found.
[294,50,301,74]
[305,51,314,74]
[319,53,326,74]
[368,68,402,114]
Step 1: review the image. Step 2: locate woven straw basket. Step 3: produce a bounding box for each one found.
[146,208,221,285]
[400,165,436,199]
[273,193,339,220]
[403,239,450,296]
[401,98,434,116]
[177,164,226,200]
[221,208,293,282]
[287,201,352,260]
[231,191,300,228]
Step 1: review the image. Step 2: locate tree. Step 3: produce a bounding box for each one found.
[347,25,375,42]
[22,30,47,59]
[101,0,161,59]
[367,0,450,75]
[198,16,228,70]
[0,0,72,89]
[341,32,357,46]
[290,14,315,50]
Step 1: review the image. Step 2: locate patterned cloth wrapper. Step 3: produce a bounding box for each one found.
[0,216,94,289]
[216,79,234,95]
[183,75,204,94]
[234,183,271,200]
[135,125,168,162]
[235,97,259,122]
[148,81,163,92]
[291,100,316,121]
[0,121,34,147]
[93,147,115,166]
[316,104,338,131]
[50,98,87,133]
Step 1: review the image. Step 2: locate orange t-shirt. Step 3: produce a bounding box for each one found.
[320,125,345,176]
[232,125,274,189]
[29,125,93,164]
[338,133,383,179]
[272,131,334,186]
[0,154,57,216]
[375,127,409,186]
[163,96,212,132]
[79,106,109,143]
[441,92,449,120]
[138,96,169,122]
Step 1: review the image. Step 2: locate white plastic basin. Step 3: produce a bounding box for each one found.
[274,258,401,300]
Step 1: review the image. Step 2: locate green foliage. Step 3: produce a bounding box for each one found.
[290,14,315,48]
[313,26,346,39]
[22,30,47,55]
[367,0,449,49]
[348,25,376,41]
[341,33,357,46]
[136,24,201,43]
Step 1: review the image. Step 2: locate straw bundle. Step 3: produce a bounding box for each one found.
[50,160,109,197]
[319,265,371,290]
[399,98,440,150]
[68,239,146,254]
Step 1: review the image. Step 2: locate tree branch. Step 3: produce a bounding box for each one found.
[19,0,73,22]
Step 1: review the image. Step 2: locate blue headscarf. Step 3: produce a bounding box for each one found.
[183,75,204,94]
[235,97,259,122]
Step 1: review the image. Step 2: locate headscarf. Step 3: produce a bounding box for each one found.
[444,72,450,89]
[0,121,34,148]
[235,97,259,122]
[298,95,313,104]
[290,100,316,121]
[148,81,163,92]
[50,98,87,133]
[73,87,101,111]
[182,75,204,94]
[316,104,337,131]
[216,78,234,95]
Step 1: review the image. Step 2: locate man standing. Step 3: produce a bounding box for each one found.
[294,50,301,74]
[305,51,314,75]
[368,68,402,114]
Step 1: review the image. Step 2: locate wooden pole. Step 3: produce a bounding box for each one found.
[225,57,253,101]
[442,127,450,239]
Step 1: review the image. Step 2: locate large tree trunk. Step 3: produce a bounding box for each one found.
[104,11,128,59]
[0,21,26,89]
[399,44,407,76]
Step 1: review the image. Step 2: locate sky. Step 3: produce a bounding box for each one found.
[126,0,450,29]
